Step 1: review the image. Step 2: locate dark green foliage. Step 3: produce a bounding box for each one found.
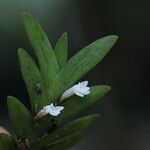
[5,12,118,150]
[41,134,83,150]
[22,12,59,87]
[18,48,51,112]
[7,96,36,143]
[18,48,42,111]
[0,134,18,150]
[54,33,68,69]
[31,114,99,149]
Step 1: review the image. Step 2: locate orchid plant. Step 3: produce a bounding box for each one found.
[0,12,118,150]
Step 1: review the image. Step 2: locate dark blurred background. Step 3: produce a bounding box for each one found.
[0,0,149,150]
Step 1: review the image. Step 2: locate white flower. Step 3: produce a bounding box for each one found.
[34,103,64,120]
[41,103,64,116]
[60,81,90,101]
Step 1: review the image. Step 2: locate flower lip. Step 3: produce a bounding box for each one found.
[60,81,90,100]
[41,103,64,116]
[34,103,64,120]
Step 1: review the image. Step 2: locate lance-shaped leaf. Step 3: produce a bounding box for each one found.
[0,134,18,150]
[32,114,99,149]
[31,134,82,150]
[18,48,42,111]
[50,35,118,100]
[7,96,36,142]
[22,12,59,85]
[57,85,110,122]
[54,33,68,69]
[18,48,50,111]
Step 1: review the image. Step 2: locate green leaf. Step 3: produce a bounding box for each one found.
[57,85,110,122]
[54,33,68,69]
[50,35,118,100]
[32,114,99,149]
[18,48,42,111]
[7,96,36,142]
[0,134,18,150]
[22,12,59,85]
[38,134,82,150]
[18,48,51,111]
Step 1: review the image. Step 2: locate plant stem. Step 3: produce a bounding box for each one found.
[18,140,29,150]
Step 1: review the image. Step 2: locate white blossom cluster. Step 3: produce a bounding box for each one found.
[35,81,90,119]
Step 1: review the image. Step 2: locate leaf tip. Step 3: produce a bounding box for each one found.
[87,114,100,123]
[22,12,30,19]
[95,85,111,96]
[7,96,20,108]
[59,32,68,41]
[93,113,100,118]
[21,12,34,24]
[103,85,111,94]
[63,32,67,37]
[7,96,14,107]
[110,35,119,43]
[17,48,25,60]
[7,96,13,101]
[18,48,23,54]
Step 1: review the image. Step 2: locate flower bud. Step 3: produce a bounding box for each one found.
[0,126,10,136]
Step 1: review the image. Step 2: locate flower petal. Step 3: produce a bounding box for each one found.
[60,81,90,100]
[79,81,88,86]
[55,106,64,111]
[49,110,60,116]
[74,91,84,97]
